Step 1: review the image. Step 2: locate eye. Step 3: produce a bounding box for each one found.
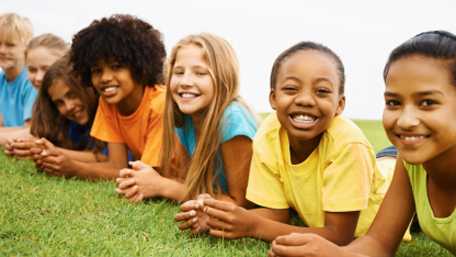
[316,87,332,96]
[172,68,184,75]
[6,42,15,47]
[419,99,437,108]
[28,67,37,73]
[91,67,101,75]
[385,99,400,108]
[66,91,78,99]
[111,63,122,70]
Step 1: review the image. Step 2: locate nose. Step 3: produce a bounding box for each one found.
[100,68,113,83]
[63,99,76,114]
[36,70,45,83]
[397,106,420,129]
[179,71,195,87]
[294,90,315,107]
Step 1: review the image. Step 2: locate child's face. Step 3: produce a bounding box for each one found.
[170,44,214,118]
[90,60,142,112]
[270,50,345,145]
[0,34,26,71]
[383,55,456,164]
[26,47,62,89]
[48,79,89,125]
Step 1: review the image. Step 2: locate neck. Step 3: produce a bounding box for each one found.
[288,133,322,164]
[423,147,456,192]
[4,65,23,82]
[117,85,145,116]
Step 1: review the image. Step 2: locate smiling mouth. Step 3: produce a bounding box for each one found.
[100,86,119,97]
[395,133,430,145]
[289,113,319,129]
[178,92,200,99]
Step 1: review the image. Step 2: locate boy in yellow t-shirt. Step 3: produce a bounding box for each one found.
[202,41,386,244]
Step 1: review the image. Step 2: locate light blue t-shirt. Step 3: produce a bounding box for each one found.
[175,101,257,192]
[0,68,37,127]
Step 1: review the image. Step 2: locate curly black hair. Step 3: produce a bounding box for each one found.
[70,14,166,88]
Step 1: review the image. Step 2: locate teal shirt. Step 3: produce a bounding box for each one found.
[405,162,456,255]
[0,68,37,127]
[175,101,257,192]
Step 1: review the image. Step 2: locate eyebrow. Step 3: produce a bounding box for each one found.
[384,90,444,97]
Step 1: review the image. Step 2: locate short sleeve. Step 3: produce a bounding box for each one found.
[90,100,124,143]
[140,111,164,167]
[221,104,257,142]
[22,83,37,122]
[246,141,289,209]
[322,143,375,212]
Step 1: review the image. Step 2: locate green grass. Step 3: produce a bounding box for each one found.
[0,119,453,257]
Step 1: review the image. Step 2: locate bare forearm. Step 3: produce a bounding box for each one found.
[58,148,98,162]
[159,177,187,202]
[341,235,393,257]
[250,215,352,243]
[65,160,123,180]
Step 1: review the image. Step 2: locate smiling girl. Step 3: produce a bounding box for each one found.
[116,34,257,232]
[69,14,166,178]
[202,41,386,244]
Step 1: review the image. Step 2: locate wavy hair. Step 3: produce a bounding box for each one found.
[161,33,245,199]
[31,55,101,151]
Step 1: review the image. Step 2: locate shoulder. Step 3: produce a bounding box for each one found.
[145,85,166,113]
[253,113,282,152]
[221,101,258,141]
[325,115,371,146]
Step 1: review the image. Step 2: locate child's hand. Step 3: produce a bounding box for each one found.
[5,137,42,158]
[116,161,164,202]
[34,138,73,177]
[202,198,255,239]
[175,194,213,234]
[268,233,346,257]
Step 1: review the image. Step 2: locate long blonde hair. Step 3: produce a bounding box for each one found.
[161,33,241,199]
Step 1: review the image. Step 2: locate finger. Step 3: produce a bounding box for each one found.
[128,192,144,203]
[118,168,135,178]
[274,233,314,246]
[41,161,61,172]
[267,248,278,257]
[208,229,234,239]
[203,198,235,212]
[117,178,137,190]
[129,161,149,171]
[174,210,197,222]
[271,244,308,257]
[206,217,233,231]
[180,200,200,212]
[121,185,139,198]
[178,216,198,231]
[203,206,232,222]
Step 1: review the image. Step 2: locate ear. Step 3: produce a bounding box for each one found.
[335,95,345,116]
[269,90,277,110]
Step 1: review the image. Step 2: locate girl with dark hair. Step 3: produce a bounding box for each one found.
[5,56,108,178]
[269,31,456,257]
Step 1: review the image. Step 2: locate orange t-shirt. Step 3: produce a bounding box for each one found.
[90,85,166,167]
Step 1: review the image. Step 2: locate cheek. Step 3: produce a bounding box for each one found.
[382,110,396,131]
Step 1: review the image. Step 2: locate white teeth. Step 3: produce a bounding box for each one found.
[400,135,425,141]
[103,87,117,93]
[292,114,315,122]
[180,93,198,98]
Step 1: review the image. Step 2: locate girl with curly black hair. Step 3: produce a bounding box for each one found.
[69,14,166,179]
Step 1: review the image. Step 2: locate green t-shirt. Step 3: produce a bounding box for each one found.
[405,162,456,254]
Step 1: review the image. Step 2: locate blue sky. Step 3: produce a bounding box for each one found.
[2,0,455,119]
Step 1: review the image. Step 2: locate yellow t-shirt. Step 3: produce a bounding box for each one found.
[90,86,166,167]
[246,114,385,237]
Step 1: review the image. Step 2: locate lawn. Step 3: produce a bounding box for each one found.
[0,119,453,257]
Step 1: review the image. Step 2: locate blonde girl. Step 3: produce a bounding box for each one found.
[117,34,257,231]
[26,33,68,89]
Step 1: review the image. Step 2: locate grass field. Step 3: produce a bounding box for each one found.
[0,120,453,257]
